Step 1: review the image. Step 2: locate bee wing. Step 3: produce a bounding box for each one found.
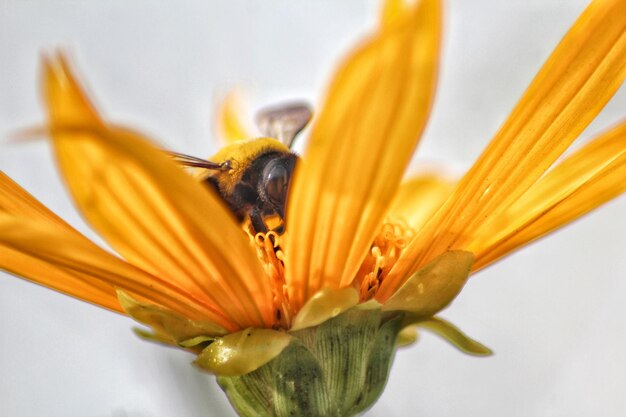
[167,151,230,170]
[255,102,312,148]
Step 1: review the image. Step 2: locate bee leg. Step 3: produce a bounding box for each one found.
[249,208,268,235]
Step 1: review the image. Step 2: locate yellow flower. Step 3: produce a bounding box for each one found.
[1,0,625,415]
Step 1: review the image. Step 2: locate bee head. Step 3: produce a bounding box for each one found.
[259,153,297,219]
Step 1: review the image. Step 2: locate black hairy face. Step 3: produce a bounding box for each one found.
[203,151,298,234]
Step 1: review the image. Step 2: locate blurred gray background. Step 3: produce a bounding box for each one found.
[1,1,625,416]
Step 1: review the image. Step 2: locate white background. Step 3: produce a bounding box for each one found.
[1,1,625,416]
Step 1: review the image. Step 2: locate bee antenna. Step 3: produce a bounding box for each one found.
[167,151,225,170]
[219,160,232,171]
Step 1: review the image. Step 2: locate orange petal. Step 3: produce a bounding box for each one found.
[0,171,122,311]
[1,246,123,313]
[0,171,73,230]
[380,0,408,27]
[285,0,441,309]
[0,213,235,326]
[471,120,626,270]
[380,0,626,300]
[389,174,455,231]
[42,54,274,329]
[216,90,254,145]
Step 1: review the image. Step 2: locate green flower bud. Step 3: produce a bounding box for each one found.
[217,306,404,417]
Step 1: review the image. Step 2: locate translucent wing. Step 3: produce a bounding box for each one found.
[255,102,312,148]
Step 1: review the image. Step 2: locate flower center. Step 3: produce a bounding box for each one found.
[355,219,415,302]
[248,230,291,329]
[247,218,414,328]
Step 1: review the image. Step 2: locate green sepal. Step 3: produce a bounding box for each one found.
[382,250,474,318]
[416,316,492,356]
[133,327,177,345]
[395,324,419,347]
[179,335,215,348]
[290,286,360,331]
[219,342,326,417]
[217,306,404,417]
[117,290,227,349]
[195,328,292,376]
[350,311,405,415]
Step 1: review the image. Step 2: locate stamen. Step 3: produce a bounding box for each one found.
[248,228,291,329]
[358,218,415,301]
[244,217,414,328]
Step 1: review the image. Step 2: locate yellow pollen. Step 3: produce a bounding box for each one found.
[244,218,414,329]
[358,218,415,301]
[247,228,291,329]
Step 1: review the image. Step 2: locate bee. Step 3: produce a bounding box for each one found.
[171,102,312,235]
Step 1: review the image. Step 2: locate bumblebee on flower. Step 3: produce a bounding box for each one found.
[1,0,625,416]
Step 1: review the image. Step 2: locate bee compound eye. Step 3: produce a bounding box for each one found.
[266,164,288,204]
